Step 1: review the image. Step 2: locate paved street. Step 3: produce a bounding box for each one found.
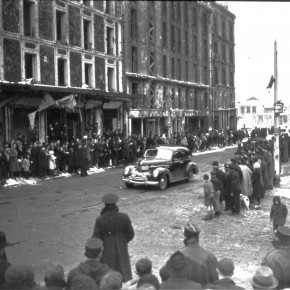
[2,145,289,289]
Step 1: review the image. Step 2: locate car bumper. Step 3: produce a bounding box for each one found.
[122,177,159,186]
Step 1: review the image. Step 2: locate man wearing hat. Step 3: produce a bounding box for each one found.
[160,251,202,289]
[66,237,110,288]
[261,225,290,289]
[92,193,135,282]
[205,258,245,289]
[251,266,278,289]
[160,222,218,286]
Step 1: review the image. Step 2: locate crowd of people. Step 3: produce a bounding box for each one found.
[201,128,290,221]
[1,193,290,290]
[0,127,253,186]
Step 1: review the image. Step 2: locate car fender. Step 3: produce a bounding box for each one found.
[186,162,199,174]
[123,165,135,176]
[154,167,171,180]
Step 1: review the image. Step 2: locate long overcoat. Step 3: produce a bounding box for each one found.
[92,208,135,282]
[252,168,263,201]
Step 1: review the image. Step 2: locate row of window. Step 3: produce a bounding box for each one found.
[19,0,116,55]
[213,14,234,41]
[240,106,257,114]
[23,51,117,91]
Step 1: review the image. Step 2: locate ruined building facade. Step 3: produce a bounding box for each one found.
[0,0,137,144]
[0,1,236,144]
[123,1,236,137]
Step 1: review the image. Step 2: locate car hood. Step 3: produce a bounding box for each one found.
[140,159,170,167]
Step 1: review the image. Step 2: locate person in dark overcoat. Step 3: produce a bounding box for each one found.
[252,162,263,209]
[30,142,39,177]
[228,164,242,214]
[160,251,202,289]
[160,223,218,287]
[38,145,48,178]
[77,143,89,176]
[92,193,135,282]
[0,147,9,185]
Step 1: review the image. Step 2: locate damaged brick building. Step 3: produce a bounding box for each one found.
[123,1,236,137]
[0,0,236,144]
[0,0,139,144]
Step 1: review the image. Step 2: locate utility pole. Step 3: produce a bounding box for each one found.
[273,40,280,183]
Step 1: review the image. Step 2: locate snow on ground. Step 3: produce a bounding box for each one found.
[2,166,106,188]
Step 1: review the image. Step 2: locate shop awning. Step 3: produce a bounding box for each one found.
[0,82,146,102]
[0,96,17,108]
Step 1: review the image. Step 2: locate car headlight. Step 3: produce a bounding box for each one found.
[124,167,130,175]
[153,169,159,178]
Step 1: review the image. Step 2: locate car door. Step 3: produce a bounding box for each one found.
[171,150,186,179]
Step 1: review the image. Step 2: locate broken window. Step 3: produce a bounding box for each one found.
[149,51,155,76]
[24,53,37,80]
[107,67,115,91]
[57,58,67,86]
[171,25,175,53]
[148,2,155,42]
[162,21,167,48]
[132,46,138,73]
[171,88,175,109]
[150,83,155,108]
[163,55,167,78]
[83,19,92,50]
[56,10,67,44]
[171,57,175,79]
[83,0,90,6]
[106,26,114,55]
[131,8,137,39]
[84,63,92,87]
[23,0,36,37]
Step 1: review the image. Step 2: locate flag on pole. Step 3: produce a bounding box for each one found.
[266,75,275,89]
[28,111,37,130]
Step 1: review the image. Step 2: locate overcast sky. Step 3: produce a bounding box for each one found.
[223,1,290,106]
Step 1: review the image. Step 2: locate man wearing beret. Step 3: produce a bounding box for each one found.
[67,237,110,288]
[261,226,290,289]
[160,222,218,287]
[92,193,135,282]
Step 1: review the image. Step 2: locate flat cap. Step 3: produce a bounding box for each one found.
[102,193,119,204]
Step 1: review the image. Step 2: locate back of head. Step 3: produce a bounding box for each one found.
[44,262,66,288]
[137,282,158,290]
[71,274,98,290]
[136,258,152,276]
[99,270,123,290]
[183,222,200,242]
[137,274,160,290]
[5,264,35,289]
[203,174,209,180]
[218,258,235,277]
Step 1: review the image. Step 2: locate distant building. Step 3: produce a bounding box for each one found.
[237,97,290,131]
[123,1,236,137]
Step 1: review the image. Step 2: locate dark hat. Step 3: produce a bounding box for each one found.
[184,222,200,239]
[218,258,235,276]
[276,226,290,242]
[166,251,189,277]
[44,263,65,284]
[85,238,103,258]
[102,193,119,204]
[251,266,278,289]
[5,265,35,287]
[212,161,219,166]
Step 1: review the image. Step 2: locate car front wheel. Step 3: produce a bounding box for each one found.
[159,174,168,190]
[188,169,194,182]
[125,182,134,188]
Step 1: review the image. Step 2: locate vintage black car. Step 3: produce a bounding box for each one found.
[122,145,199,190]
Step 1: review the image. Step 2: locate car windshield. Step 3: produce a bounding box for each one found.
[144,148,173,160]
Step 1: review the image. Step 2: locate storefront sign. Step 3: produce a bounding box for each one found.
[129,110,140,118]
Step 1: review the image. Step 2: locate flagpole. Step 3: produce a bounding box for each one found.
[274,40,280,183]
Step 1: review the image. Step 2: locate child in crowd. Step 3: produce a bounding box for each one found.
[270,195,288,234]
[202,173,215,220]
[22,154,30,179]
